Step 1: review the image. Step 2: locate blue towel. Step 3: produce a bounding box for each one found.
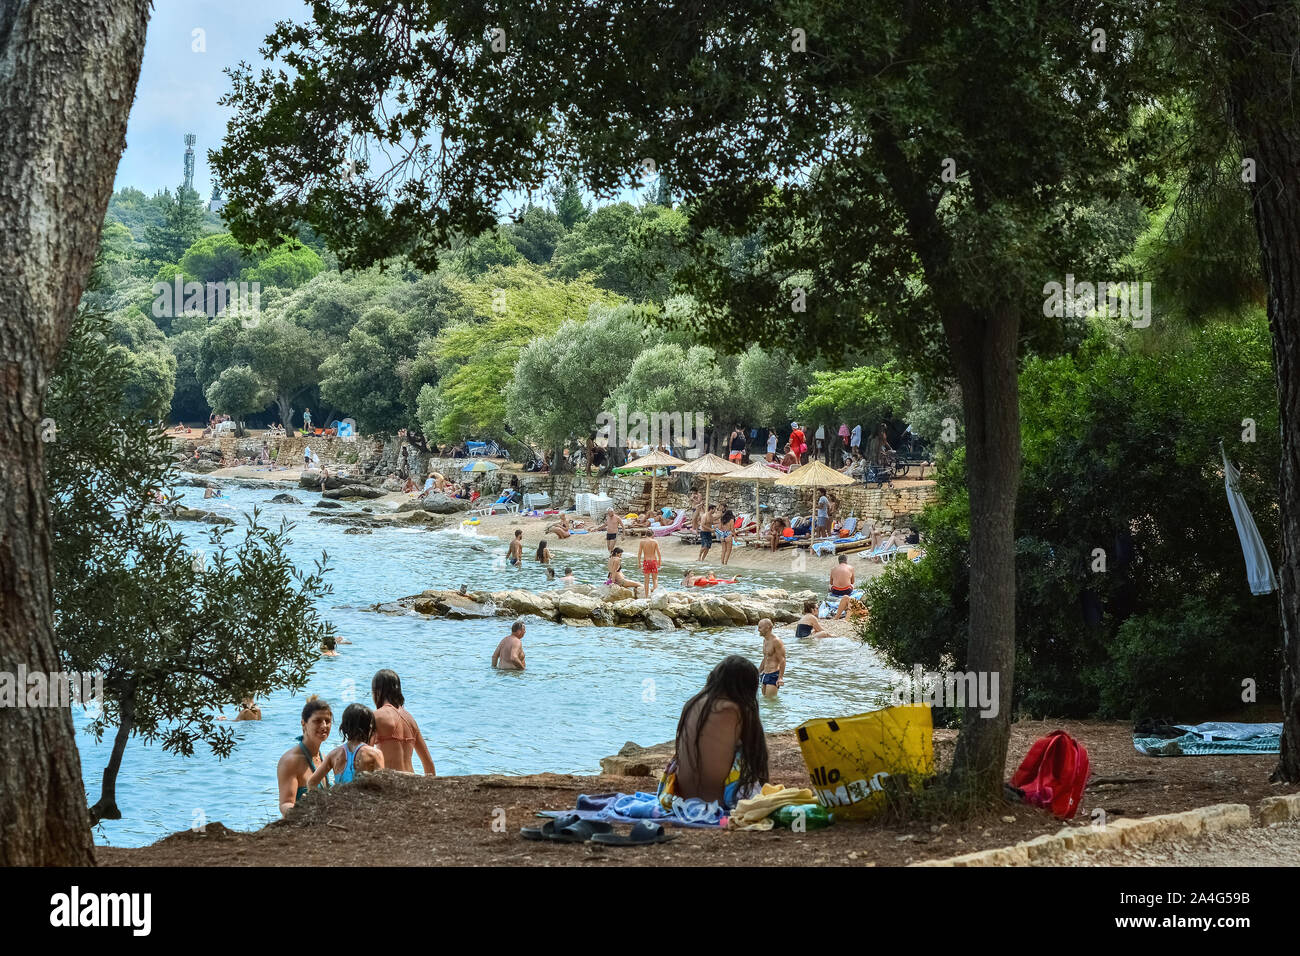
[1133,722,1283,757]
[539,792,725,829]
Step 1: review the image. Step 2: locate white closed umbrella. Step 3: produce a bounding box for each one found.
[1221,442,1277,595]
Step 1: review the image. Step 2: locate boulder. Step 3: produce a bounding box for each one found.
[753,588,790,601]
[399,511,449,527]
[420,493,472,515]
[554,591,601,619]
[319,516,385,528]
[380,478,404,492]
[183,460,221,474]
[315,500,344,509]
[501,590,555,618]
[343,527,373,535]
[643,609,676,631]
[268,493,302,504]
[590,584,636,603]
[412,599,439,615]
[322,485,385,500]
[713,597,750,626]
[600,740,674,777]
[610,598,650,620]
[591,605,616,627]
[169,507,235,526]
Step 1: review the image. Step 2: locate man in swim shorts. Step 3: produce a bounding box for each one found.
[604,509,620,554]
[507,529,523,567]
[492,621,527,670]
[828,554,856,620]
[637,535,663,597]
[697,504,717,561]
[757,618,785,697]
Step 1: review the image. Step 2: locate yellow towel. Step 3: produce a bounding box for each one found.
[727,784,818,831]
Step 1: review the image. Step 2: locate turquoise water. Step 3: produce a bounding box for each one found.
[78,481,898,847]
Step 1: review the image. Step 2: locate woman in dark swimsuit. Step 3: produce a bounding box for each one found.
[794,601,828,639]
[276,696,333,816]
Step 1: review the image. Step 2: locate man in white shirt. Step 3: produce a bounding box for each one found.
[766,428,778,460]
[850,423,862,455]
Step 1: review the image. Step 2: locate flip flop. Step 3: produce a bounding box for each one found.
[520,815,614,843]
[589,821,676,846]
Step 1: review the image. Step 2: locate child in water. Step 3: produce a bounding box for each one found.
[305,703,385,788]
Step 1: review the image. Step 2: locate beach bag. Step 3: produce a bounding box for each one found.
[796,705,934,820]
[1009,730,1089,819]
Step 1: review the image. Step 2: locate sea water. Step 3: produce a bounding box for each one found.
[77,481,898,847]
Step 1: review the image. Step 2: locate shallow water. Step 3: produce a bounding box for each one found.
[78,481,899,847]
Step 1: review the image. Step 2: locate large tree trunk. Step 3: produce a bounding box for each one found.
[947,307,1022,797]
[276,394,294,429]
[0,0,152,864]
[1222,0,1300,782]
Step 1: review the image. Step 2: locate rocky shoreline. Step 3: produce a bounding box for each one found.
[370,584,832,631]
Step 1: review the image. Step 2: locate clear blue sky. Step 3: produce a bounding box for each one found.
[116,1,642,209]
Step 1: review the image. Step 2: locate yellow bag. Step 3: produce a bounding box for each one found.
[795,704,934,820]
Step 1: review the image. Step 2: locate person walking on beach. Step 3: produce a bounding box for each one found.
[829,554,856,619]
[757,619,786,697]
[698,504,717,561]
[371,670,436,774]
[302,407,312,434]
[789,423,807,464]
[492,621,527,670]
[276,696,333,816]
[305,703,385,790]
[718,508,736,565]
[638,535,663,597]
[604,508,620,554]
[815,488,831,537]
[507,529,523,567]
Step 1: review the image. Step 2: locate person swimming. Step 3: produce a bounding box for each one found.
[305,702,385,789]
[276,696,333,815]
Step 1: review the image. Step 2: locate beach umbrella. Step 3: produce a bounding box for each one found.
[624,448,687,515]
[461,459,499,473]
[1220,441,1277,595]
[776,459,856,527]
[674,453,740,508]
[719,460,782,522]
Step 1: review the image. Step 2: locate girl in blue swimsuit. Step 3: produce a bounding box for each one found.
[305,703,385,791]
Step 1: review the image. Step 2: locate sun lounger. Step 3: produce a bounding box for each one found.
[651,511,688,537]
[522,491,552,510]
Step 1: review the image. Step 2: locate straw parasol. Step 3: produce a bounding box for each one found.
[719,460,783,523]
[625,448,687,516]
[674,453,740,508]
[776,459,856,526]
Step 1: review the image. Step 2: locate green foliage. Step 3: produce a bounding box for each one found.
[144,187,204,266]
[861,317,1281,720]
[734,343,816,429]
[180,233,256,284]
[452,228,525,276]
[240,242,324,290]
[46,310,333,820]
[550,174,591,231]
[796,362,909,433]
[549,203,689,303]
[205,364,271,421]
[506,204,566,264]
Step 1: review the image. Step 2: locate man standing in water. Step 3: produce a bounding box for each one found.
[757,619,786,697]
[638,534,663,598]
[507,529,524,567]
[829,554,856,619]
[492,621,527,670]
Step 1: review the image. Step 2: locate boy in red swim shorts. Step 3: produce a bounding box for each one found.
[638,536,663,598]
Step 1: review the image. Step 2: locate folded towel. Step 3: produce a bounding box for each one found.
[728,784,818,831]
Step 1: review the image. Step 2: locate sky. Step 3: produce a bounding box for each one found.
[116,1,643,209]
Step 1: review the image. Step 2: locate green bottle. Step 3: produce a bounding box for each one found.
[772,804,833,830]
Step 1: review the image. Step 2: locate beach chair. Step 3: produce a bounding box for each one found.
[466,441,488,457]
[522,491,552,511]
[652,510,688,537]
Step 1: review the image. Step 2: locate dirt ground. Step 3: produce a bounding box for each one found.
[98,719,1299,867]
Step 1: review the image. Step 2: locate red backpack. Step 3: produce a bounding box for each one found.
[1009,731,1089,820]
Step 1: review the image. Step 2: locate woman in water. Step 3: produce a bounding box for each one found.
[305,703,385,790]
[657,656,768,810]
[535,539,551,565]
[276,696,333,816]
[371,670,437,775]
[794,601,828,639]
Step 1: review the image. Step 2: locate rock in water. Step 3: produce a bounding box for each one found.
[268,493,302,504]
[643,609,676,631]
[322,485,385,500]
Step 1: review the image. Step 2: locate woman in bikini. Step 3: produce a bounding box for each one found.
[547,513,572,539]
[370,670,436,775]
[276,696,333,816]
[657,656,768,811]
[718,509,736,565]
[794,600,828,639]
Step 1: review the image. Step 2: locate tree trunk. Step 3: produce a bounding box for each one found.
[0,0,152,865]
[947,306,1022,798]
[88,694,134,824]
[276,394,293,429]
[1222,0,1300,782]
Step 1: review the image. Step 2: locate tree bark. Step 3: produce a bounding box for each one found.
[0,0,152,864]
[946,306,1022,797]
[1221,0,1300,782]
[88,693,134,825]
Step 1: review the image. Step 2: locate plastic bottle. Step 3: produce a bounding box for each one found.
[772,804,833,830]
